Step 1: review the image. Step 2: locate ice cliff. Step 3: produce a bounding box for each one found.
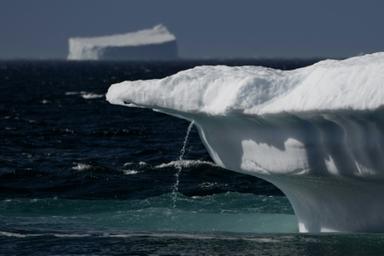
[68,25,178,60]
[106,52,384,233]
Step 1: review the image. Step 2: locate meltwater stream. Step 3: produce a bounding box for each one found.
[171,121,194,208]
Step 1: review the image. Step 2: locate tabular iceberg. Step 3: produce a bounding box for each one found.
[106,53,384,233]
[68,25,178,61]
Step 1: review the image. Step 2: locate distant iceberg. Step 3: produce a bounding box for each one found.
[68,25,178,60]
[107,52,384,233]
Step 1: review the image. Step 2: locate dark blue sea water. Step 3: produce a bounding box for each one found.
[1,59,384,255]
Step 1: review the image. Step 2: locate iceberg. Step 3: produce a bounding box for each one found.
[106,52,384,233]
[68,25,178,60]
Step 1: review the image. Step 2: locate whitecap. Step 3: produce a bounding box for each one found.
[80,92,104,100]
[65,91,104,100]
[155,160,217,169]
[0,231,28,238]
[72,163,93,171]
[65,91,81,96]
[122,169,138,175]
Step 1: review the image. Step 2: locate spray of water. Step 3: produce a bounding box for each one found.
[171,121,194,208]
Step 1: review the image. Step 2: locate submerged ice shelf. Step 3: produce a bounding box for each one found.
[107,52,384,233]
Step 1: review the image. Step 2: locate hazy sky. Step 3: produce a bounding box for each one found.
[1,0,383,59]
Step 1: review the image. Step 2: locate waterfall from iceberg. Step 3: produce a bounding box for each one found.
[171,121,194,208]
[106,52,384,233]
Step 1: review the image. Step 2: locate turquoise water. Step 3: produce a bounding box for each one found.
[4,194,384,255]
[0,193,296,234]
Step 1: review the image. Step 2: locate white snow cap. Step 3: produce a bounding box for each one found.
[107,52,384,115]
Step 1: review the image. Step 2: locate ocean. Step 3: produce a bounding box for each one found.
[1,59,383,255]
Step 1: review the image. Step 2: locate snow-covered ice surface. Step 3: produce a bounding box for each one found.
[68,25,178,60]
[107,52,384,115]
[107,52,384,233]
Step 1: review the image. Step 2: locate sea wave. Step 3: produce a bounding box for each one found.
[72,163,93,171]
[155,160,217,169]
[65,91,104,99]
[80,92,104,100]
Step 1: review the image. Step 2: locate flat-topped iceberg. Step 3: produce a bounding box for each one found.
[107,53,384,233]
[68,25,178,60]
